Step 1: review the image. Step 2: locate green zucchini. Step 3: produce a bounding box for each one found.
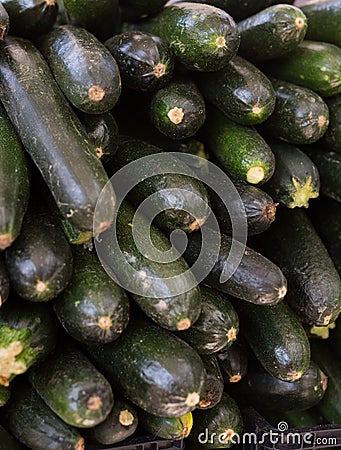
[0,4,8,40]
[196,56,275,125]
[0,385,9,407]
[217,338,248,384]
[198,354,224,410]
[2,381,85,450]
[138,409,193,440]
[321,94,341,153]
[301,0,341,48]
[84,319,206,417]
[261,79,329,145]
[5,204,73,302]
[0,256,9,307]
[264,139,320,208]
[39,25,121,114]
[202,106,275,185]
[238,4,307,62]
[177,285,239,354]
[85,400,138,445]
[0,424,26,450]
[190,392,243,449]
[262,41,341,97]
[257,208,341,326]
[29,345,114,428]
[150,79,206,140]
[54,246,129,344]
[134,2,240,71]
[0,299,57,386]
[0,36,115,234]
[105,31,174,92]
[0,105,30,251]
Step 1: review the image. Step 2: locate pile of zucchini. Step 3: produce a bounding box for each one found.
[0,0,340,449]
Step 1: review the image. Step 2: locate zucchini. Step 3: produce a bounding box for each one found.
[262,41,341,97]
[0,105,30,251]
[177,285,239,355]
[198,354,224,410]
[54,246,130,344]
[5,204,73,302]
[29,345,114,428]
[2,381,85,450]
[257,208,341,326]
[0,256,9,307]
[85,319,206,417]
[196,56,275,126]
[0,36,115,234]
[0,299,57,386]
[39,25,121,114]
[301,0,341,48]
[217,338,248,384]
[190,392,243,449]
[105,31,174,92]
[263,408,327,429]
[85,400,138,445]
[238,4,307,62]
[202,106,275,185]
[0,385,9,407]
[0,4,8,40]
[261,79,329,145]
[135,2,240,72]
[264,139,320,208]
[321,94,341,153]
[150,79,206,140]
[138,410,193,440]
[0,424,26,450]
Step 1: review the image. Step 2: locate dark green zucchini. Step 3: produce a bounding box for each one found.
[301,0,341,48]
[177,285,239,354]
[105,31,174,92]
[0,298,57,386]
[0,105,30,251]
[264,139,320,208]
[321,94,341,153]
[258,208,341,326]
[0,0,57,38]
[134,2,240,72]
[238,4,307,62]
[54,246,129,344]
[0,424,26,450]
[138,409,193,440]
[85,400,138,445]
[261,79,329,145]
[0,256,9,307]
[202,106,275,185]
[0,36,115,234]
[29,345,114,428]
[2,381,85,450]
[0,4,8,40]
[0,385,9,406]
[150,79,206,140]
[191,392,243,449]
[217,338,248,384]
[39,25,121,114]
[198,354,224,410]
[5,204,73,302]
[262,41,341,97]
[84,319,206,417]
[196,56,275,125]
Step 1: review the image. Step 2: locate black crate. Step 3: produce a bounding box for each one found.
[87,435,185,450]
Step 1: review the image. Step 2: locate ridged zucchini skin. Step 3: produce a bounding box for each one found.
[0,36,115,234]
[262,41,341,97]
[84,319,206,417]
[202,106,275,185]
[2,381,85,450]
[0,424,26,450]
[264,139,320,209]
[5,205,73,302]
[135,2,240,72]
[0,256,9,307]
[0,105,30,251]
[217,338,248,384]
[257,208,341,326]
[54,246,129,345]
[0,4,8,40]
[196,56,275,125]
[198,354,224,410]
[321,94,341,153]
[138,409,193,440]
[233,300,311,381]
[105,31,174,92]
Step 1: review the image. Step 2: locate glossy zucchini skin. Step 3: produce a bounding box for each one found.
[136,2,240,71]
[264,139,320,208]
[0,256,9,307]
[85,319,206,417]
[0,105,30,251]
[217,338,248,384]
[5,205,73,302]
[321,94,341,153]
[198,354,224,410]
[54,246,130,345]
[0,36,115,234]
[138,409,193,440]
[0,4,8,40]
[196,56,275,125]
[202,106,275,185]
[105,31,174,92]
[262,41,341,97]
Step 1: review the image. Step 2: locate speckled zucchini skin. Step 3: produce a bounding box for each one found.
[198,354,224,410]
[321,94,341,153]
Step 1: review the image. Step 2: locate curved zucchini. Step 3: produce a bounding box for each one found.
[198,354,224,410]
[0,424,27,450]
[105,31,174,92]
[0,36,115,234]
[0,256,9,307]
[321,94,341,153]
[217,338,248,384]
[138,410,193,440]
[0,4,8,40]
[54,246,129,344]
